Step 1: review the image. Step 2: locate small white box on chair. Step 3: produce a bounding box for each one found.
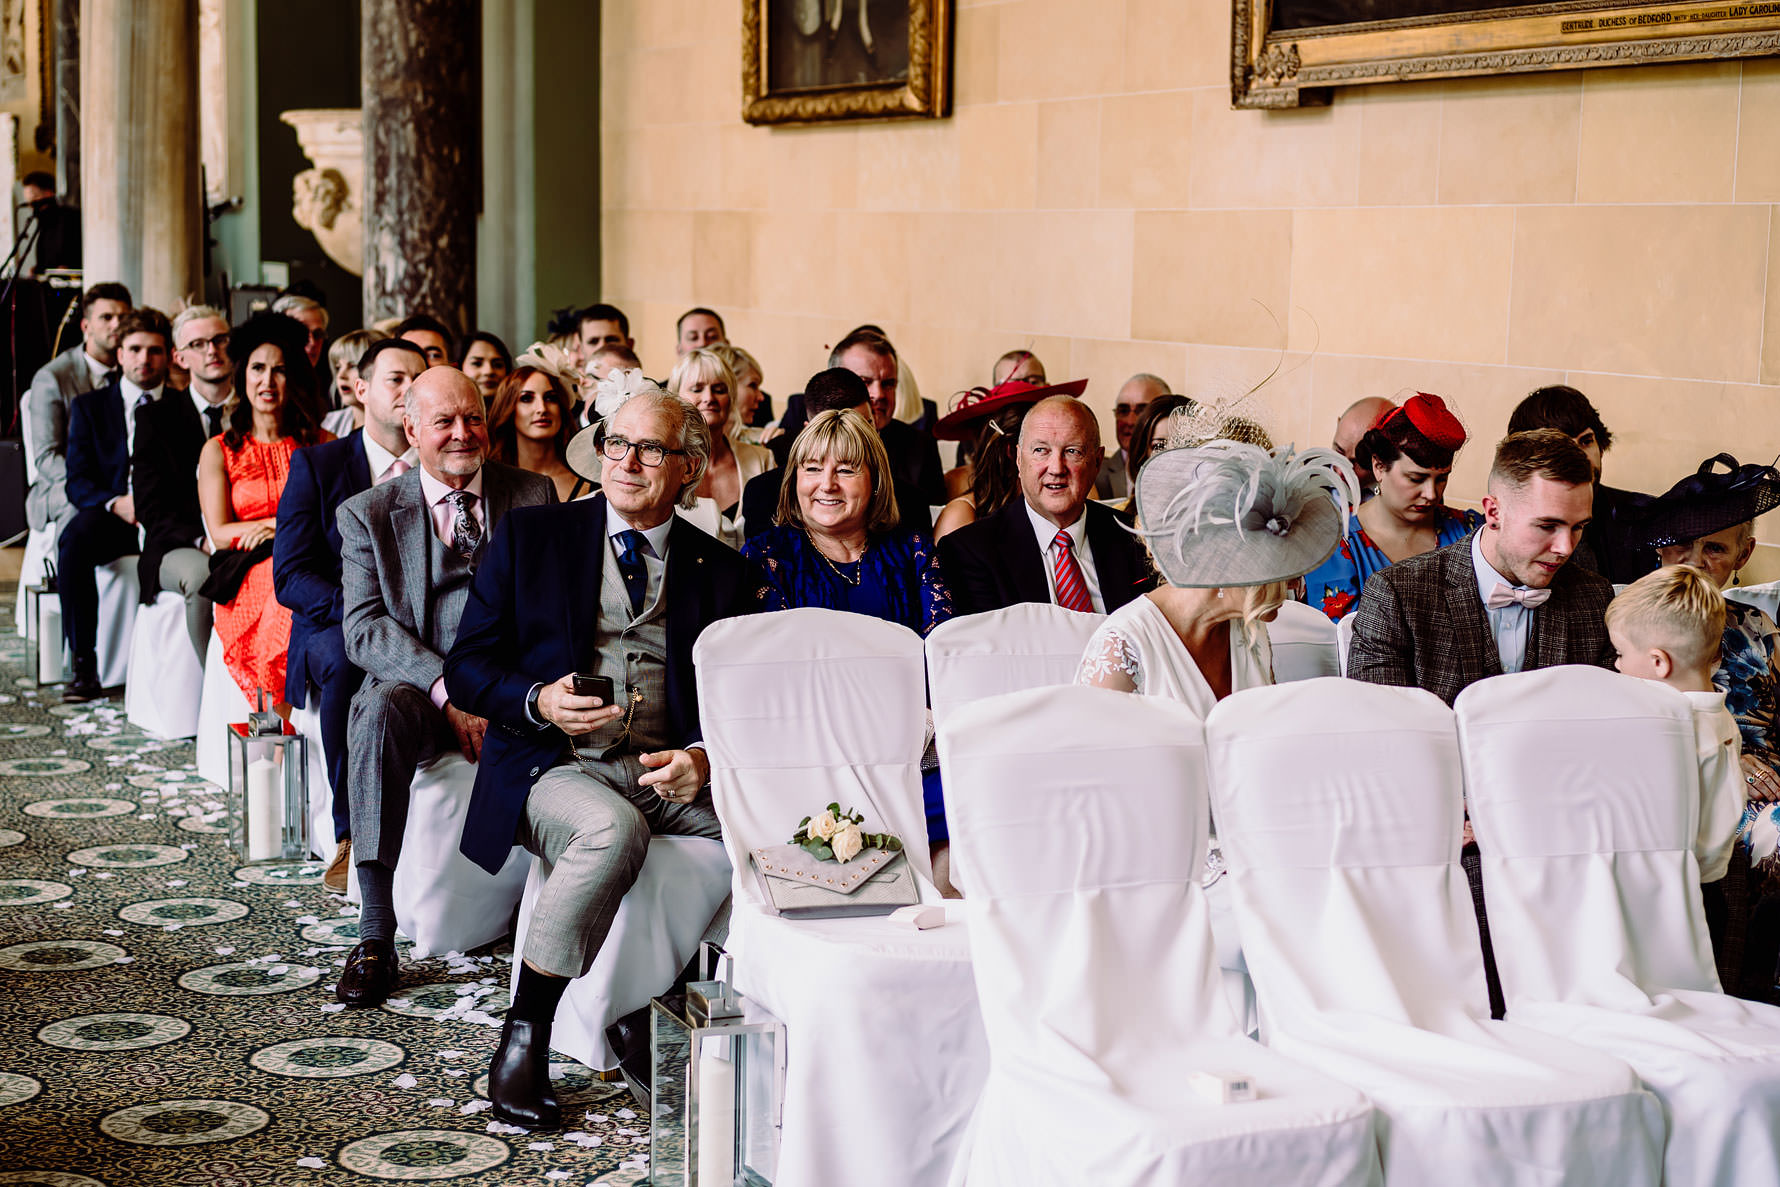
[1189,1070,1256,1105]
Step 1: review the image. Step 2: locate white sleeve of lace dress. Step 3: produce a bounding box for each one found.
[1077,626,1142,693]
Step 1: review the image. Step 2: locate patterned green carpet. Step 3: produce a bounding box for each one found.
[0,596,650,1184]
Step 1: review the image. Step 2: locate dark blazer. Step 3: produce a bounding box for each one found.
[938,496,1157,617]
[1572,483,1658,587]
[879,417,948,508]
[273,430,373,707]
[132,390,211,603]
[444,496,768,874]
[739,465,933,543]
[338,461,555,690]
[1346,533,1616,707]
[64,380,134,514]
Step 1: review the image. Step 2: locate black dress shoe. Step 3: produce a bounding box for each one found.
[335,939,399,1007]
[61,670,104,703]
[488,1018,561,1129]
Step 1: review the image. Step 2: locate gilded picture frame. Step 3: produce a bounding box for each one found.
[742,0,952,125]
[1232,0,1780,108]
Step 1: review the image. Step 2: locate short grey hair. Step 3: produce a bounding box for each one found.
[1125,372,1172,395]
[271,293,328,329]
[171,304,227,347]
[607,387,711,510]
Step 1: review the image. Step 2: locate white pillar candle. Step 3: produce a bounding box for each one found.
[246,755,281,860]
[696,1046,736,1186]
[37,599,62,684]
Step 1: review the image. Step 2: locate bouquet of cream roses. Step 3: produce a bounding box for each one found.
[790,804,904,865]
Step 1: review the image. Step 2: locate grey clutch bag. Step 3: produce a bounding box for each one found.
[750,843,918,919]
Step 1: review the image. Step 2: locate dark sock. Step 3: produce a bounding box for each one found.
[510,962,570,1025]
[356,862,397,944]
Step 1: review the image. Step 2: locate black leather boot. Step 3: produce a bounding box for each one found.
[61,655,102,703]
[487,1017,561,1129]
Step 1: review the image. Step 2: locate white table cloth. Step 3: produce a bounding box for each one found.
[695,609,987,1187]
[940,684,1379,1187]
[1206,677,1665,1186]
[1457,666,1780,1186]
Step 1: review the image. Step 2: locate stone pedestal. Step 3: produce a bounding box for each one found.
[79,0,200,309]
[361,0,476,334]
[282,108,363,277]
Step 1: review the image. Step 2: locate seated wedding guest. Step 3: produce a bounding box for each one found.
[832,327,947,506]
[668,347,772,547]
[1302,393,1479,621]
[276,336,426,893]
[573,303,634,366]
[458,331,513,401]
[1078,439,1355,711]
[1096,372,1171,500]
[489,363,579,502]
[932,377,1083,538]
[27,281,130,538]
[945,351,1047,497]
[992,349,1046,387]
[394,312,454,368]
[56,306,169,702]
[587,343,641,385]
[1347,428,1610,1018]
[710,342,773,434]
[324,328,385,438]
[199,314,328,706]
[131,305,236,662]
[741,368,932,540]
[1508,384,1656,584]
[333,367,555,1007]
[514,340,585,418]
[543,305,581,362]
[1333,396,1396,496]
[675,305,725,355]
[1122,393,1194,507]
[743,409,952,635]
[940,395,1156,616]
[445,382,766,1127]
[271,291,329,370]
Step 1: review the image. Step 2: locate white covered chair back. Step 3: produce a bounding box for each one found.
[942,685,1236,1073]
[93,556,139,688]
[124,592,203,739]
[1454,667,1719,1007]
[1726,579,1780,625]
[1206,678,1487,1034]
[1336,612,1356,676]
[695,608,934,891]
[924,603,1104,733]
[1270,600,1341,683]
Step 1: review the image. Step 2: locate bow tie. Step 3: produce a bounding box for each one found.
[1487,583,1551,610]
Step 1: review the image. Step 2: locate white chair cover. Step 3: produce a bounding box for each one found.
[1205,678,1665,1186]
[924,603,1105,733]
[940,684,1380,1187]
[695,609,986,1187]
[1726,579,1780,625]
[510,836,732,1069]
[13,527,53,638]
[1456,667,1780,1186]
[93,556,140,689]
[1335,612,1356,676]
[1269,600,1340,684]
[124,592,203,739]
[195,630,252,788]
[287,697,336,865]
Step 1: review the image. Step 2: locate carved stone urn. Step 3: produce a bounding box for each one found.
[281,108,363,277]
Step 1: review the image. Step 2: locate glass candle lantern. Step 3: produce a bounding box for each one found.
[650,981,784,1187]
[28,585,63,686]
[226,722,309,863]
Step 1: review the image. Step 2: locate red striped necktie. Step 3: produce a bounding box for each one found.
[1051,529,1094,613]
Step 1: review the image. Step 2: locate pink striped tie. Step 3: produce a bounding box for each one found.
[1051,529,1094,613]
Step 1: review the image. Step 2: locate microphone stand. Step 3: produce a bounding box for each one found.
[1,204,40,436]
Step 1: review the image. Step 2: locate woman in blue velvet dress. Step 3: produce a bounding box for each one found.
[742,409,953,637]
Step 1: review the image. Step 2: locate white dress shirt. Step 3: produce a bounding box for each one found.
[1027,500,1105,613]
[1472,531,1532,675]
[364,431,418,485]
[607,504,673,611]
[112,379,162,518]
[191,388,236,437]
[85,351,110,389]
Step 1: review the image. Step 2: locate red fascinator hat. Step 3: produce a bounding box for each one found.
[933,377,1089,441]
[1373,392,1467,451]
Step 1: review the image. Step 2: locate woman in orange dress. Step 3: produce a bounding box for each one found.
[198,314,329,707]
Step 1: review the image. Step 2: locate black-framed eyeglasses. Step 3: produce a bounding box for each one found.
[600,434,687,468]
[180,333,230,354]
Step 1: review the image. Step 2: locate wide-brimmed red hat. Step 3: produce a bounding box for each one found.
[932,377,1089,441]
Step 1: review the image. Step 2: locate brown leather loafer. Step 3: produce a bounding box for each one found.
[335,938,399,1007]
[323,837,351,894]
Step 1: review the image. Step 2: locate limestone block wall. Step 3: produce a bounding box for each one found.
[599,0,1780,570]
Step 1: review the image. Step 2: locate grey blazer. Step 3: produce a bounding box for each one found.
[25,346,102,531]
[337,460,556,694]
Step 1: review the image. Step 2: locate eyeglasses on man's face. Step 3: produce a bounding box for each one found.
[179,333,230,355]
[600,434,687,468]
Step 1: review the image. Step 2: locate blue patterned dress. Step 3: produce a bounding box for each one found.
[1301,506,1482,622]
[742,523,954,637]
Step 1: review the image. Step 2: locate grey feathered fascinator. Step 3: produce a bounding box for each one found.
[1134,441,1360,589]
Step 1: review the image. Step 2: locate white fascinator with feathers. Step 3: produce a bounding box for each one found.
[563,369,674,483]
[1135,441,1360,589]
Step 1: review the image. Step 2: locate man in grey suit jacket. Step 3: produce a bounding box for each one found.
[333,367,555,1007]
[24,282,131,534]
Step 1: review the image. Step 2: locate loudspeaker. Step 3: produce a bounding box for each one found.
[0,438,24,544]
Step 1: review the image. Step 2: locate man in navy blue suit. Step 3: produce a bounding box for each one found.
[446,385,766,1128]
[57,307,173,702]
[273,337,427,891]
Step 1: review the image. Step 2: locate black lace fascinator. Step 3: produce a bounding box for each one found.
[1629,454,1780,550]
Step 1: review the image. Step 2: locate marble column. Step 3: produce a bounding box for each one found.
[53,0,78,205]
[361,0,476,335]
[79,0,201,309]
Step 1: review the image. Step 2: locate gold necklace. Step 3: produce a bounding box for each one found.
[806,530,867,586]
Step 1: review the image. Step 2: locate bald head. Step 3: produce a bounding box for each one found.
[1114,373,1169,452]
[1334,397,1395,462]
[405,366,489,486]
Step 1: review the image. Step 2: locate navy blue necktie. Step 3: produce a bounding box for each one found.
[615,530,649,617]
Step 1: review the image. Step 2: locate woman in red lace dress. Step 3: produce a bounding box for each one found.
[198,314,329,706]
